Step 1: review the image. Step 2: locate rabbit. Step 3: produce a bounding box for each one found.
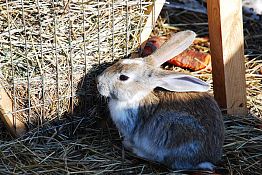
[97,30,224,170]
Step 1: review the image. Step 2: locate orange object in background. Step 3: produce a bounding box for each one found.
[141,36,167,57]
[142,36,211,71]
[168,50,211,71]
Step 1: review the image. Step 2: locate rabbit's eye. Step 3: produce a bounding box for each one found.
[119,74,129,81]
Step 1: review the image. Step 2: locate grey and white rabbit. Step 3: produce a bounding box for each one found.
[97,31,224,170]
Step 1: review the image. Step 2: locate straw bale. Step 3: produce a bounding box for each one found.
[0,0,152,127]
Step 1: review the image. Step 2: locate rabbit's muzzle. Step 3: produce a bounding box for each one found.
[96,77,110,98]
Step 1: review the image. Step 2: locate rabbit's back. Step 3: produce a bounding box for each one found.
[140,90,224,133]
[130,90,224,169]
[153,90,224,134]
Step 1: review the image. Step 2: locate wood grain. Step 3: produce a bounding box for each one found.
[207,0,247,115]
[140,0,165,47]
[0,82,27,137]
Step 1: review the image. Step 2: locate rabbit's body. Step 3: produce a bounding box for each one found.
[97,31,224,170]
[108,90,224,169]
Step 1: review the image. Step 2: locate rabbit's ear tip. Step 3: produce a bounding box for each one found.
[181,30,196,37]
[185,30,195,34]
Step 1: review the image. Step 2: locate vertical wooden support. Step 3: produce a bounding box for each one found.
[0,82,27,137]
[207,0,247,115]
[131,0,165,58]
[140,0,165,47]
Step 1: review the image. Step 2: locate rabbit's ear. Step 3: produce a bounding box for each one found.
[156,73,210,92]
[145,30,196,67]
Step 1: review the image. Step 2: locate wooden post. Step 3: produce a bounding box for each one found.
[207,0,247,115]
[140,0,166,47]
[131,0,165,58]
[0,82,27,137]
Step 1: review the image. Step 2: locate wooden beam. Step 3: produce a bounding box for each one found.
[131,0,165,58]
[207,0,247,115]
[140,0,165,47]
[0,82,27,137]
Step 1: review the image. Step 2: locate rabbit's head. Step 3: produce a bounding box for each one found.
[97,31,209,102]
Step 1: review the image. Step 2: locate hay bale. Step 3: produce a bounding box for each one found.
[0,0,153,127]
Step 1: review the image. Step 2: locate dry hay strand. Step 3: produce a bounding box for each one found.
[0,0,153,127]
[223,114,262,175]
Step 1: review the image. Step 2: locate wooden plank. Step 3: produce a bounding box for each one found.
[131,0,165,58]
[0,82,27,137]
[140,0,166,47]
[207,0,247,115]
